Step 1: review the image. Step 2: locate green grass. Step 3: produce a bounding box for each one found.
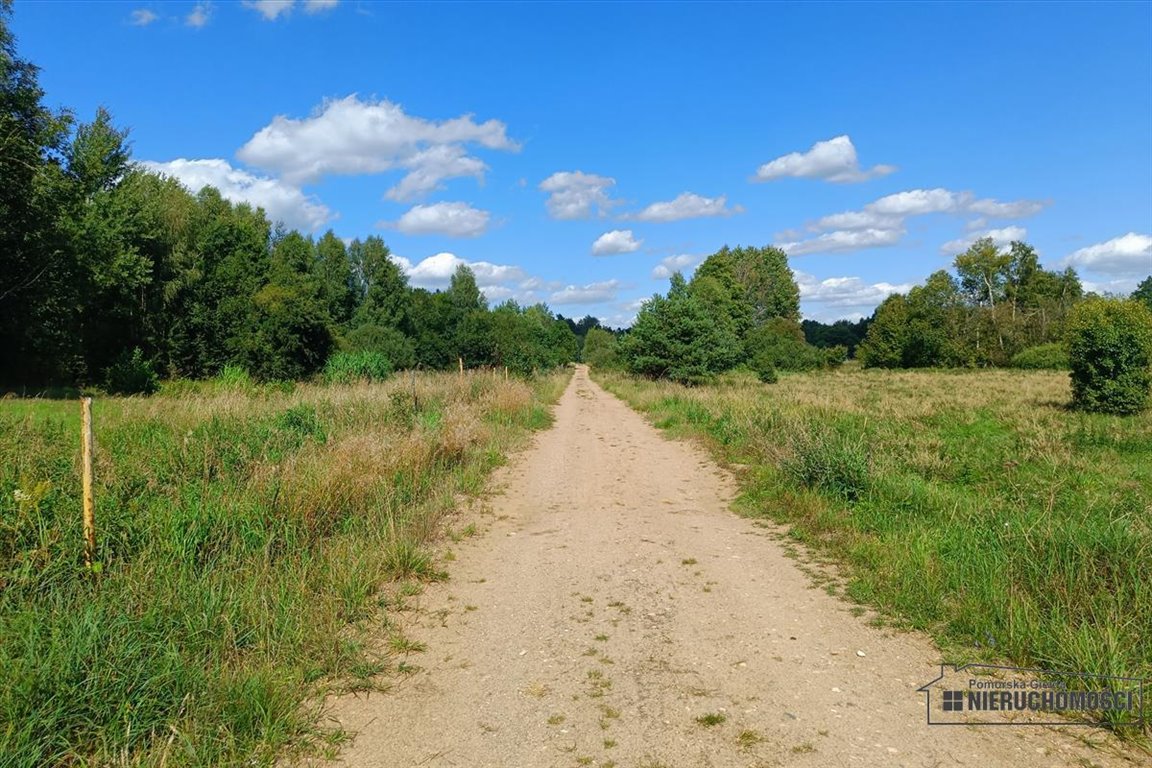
[595,367,1151,736]
[0,369,568,766]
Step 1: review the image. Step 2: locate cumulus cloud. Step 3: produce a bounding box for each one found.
[388,201,490,237]
[592,229,642,256]
[130,8,158,25]
[304,0,339,11]
[549,280,623,306]
[778,227,905,256]
[627,192,742,222]
[400,251,524,289]
[780,188,1048,256]
[384,145,487,202]
[237,96,517,197]
[538,171,619,219]
[795,270,915,321]
[140,158,331,231]
[940,226,1028,255]
[652,254,699,279]
[186,2,211,27]
[1063,233,1152,277]
[755,135,896,183]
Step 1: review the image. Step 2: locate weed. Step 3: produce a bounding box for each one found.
[696,712,726,727]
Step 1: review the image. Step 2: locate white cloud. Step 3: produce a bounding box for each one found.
[538,171,619,220]
[795,270,915,321]
[401,251,524,289]
[778,227,905,256]
[754,135,896,183]
[384,145,487,202]
[652,254,699,279]
[967,198,1046,219]
[130,8,158,25]
[592,229,642,256]
[1063,233,1152,277]
[809,209,903,232]
[868,188,967,216]
[243,0,295,19]
[389,201,490,237]
[186,2,211,27]
[242,0,337,18]
[140,158,331,231]
[237,96,517,193]
[940,226,1028,255]
[786,187,1048,255]
[627,192,742,222]
[549,280,623,306]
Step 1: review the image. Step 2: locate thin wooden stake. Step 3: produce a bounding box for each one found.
[80,396,96,568]
[504,366,509,382]
[458,356,464,377]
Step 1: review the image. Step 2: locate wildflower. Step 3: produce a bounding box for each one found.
[13,489,30,503]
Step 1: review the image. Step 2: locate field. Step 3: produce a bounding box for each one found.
[594,366,1151,734]
[0,370,567,767]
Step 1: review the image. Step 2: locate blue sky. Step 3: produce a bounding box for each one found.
[12,1,1152,325]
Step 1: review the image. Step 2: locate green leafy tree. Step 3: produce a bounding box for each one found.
[621,273,742,384]
[582,327,619,368]
[1066,298,1152,414]
[446,265,493,367]
[352,236,408,329]
[743,318,828,372]
[0,2,75,383]
[316,230,357,326]
[1133,276,1152,311]
[904,270,969,367]
[857,294,911,368]
[693,244,800,328]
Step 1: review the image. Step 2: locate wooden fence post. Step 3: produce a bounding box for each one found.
[80,397,96,568]
[458,356,464,377]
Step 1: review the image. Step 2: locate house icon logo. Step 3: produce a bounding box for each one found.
[918,664,1146,727]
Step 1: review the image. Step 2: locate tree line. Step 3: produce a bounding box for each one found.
[1,4,581,391]
[588,244,846,384]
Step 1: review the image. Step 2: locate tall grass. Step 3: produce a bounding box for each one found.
[0,370,567,766]
[595,367,1151,735]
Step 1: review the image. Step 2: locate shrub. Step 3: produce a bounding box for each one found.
[323,351,393,384]
[103,348,159,395]
[744,320,828,372]
[783,425,869,502]
[1010,342,1069,370]
[823,345,848,369]
[749,353,778,383]
[582,328,619,369]
[1066,298,1152,415]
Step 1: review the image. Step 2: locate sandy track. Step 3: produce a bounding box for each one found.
[324,366,1143,768]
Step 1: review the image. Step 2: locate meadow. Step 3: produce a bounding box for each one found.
[0,370,567,766]
[594,366,1151,734]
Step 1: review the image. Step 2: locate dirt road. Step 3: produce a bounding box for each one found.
[325,366,1142,767]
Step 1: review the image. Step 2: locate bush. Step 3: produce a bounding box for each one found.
[783,425,869,502]
[582,328,619,369]
[1066,299,1152,415]
[1010,342,1069,370]
[823,345,848,369]
[103,348,159,395]
[323,351,393,384]
[749,352,778,383]
[744,320,828,372]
